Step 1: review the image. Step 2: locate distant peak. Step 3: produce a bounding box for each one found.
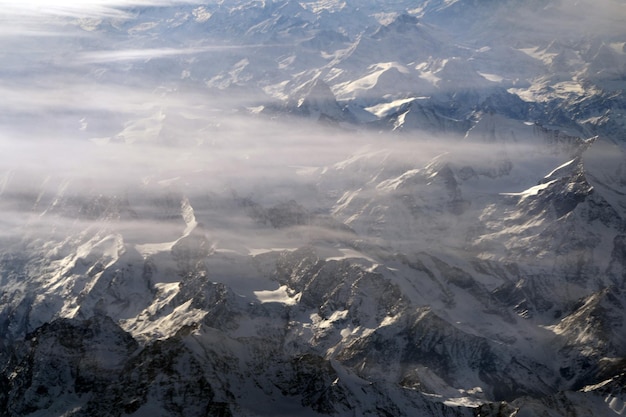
[305,78,335,100]
[372,13,420,38]
[392,13,419,26]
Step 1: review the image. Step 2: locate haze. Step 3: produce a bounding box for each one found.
[0,0,623,254]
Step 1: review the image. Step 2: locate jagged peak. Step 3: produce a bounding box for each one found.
[300,77,337,102]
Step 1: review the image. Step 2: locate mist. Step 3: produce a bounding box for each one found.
[1,0,620,260]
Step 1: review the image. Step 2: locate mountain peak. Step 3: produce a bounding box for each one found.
[373,13,420,37]
[291,77,354,123]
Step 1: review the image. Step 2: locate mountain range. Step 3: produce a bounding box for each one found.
[1,1,625,416]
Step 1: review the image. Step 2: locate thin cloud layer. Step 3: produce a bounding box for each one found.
[0,0,621,257]
[513,0,626,40]
[0,0,204,18]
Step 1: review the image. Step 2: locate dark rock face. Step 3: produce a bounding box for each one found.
[274,248,407,325]
[3,316,232,417]
[118,338,222,417]
[336,306,553,402]
[6,315,138,416]
[275,354,347,414]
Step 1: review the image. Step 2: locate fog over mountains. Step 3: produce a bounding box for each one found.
[1,1,626,416]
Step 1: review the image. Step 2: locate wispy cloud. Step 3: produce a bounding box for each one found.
[74,45,273,64]
[518,0,626,39]
[0,0,204,18]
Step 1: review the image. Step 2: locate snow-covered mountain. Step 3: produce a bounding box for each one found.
[1,1,625,416]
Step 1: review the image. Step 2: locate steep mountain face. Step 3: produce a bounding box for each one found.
[1,1,626,416]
